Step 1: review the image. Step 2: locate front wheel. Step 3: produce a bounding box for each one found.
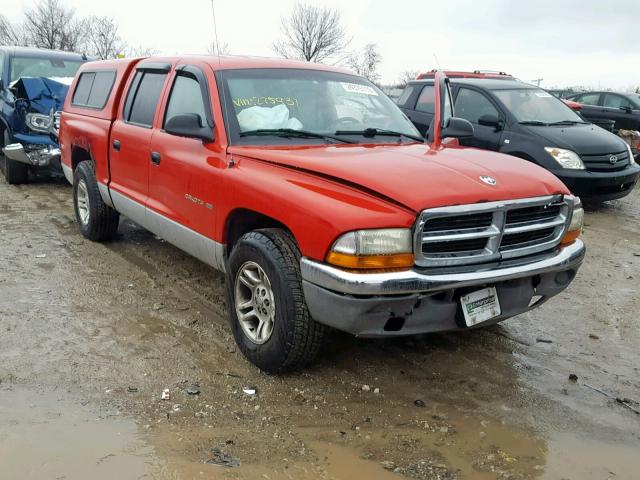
[73,161,120,241]
[226,229,327,373]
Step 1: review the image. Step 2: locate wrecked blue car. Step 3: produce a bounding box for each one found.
[0,47,86,184]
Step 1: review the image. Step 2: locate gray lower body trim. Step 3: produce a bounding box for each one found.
[62,163,73,184]
[109,189,225,272]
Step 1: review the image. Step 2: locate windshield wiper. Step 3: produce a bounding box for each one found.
[334,128,424,143]
[239,128,354,144]
[547,120,588,126]
[518,120,549,126]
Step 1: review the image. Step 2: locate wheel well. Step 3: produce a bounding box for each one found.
[71,146,92,170]
[224,209,292,254]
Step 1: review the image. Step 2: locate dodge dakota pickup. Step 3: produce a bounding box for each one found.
[60,56,586,372]
[1,47,86,184]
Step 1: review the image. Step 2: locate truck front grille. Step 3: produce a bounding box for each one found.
[415,195,573,268]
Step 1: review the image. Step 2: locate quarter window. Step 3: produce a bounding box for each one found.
[454,88,499,124]
[603,94,633,110]
[415,85,435,113]
[124,71,168,127]
[72,70,116,109]
[164,73,208,128]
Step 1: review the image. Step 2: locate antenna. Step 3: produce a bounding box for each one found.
[433,53,442,69]
[210,0,221,57]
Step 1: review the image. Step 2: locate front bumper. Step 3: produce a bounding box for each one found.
[3,142,61,168]
[301,240,585,337]
[553,164,640,201]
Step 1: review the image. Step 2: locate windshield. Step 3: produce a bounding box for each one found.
[219,68,421,145]
[494,88,585,124]
[10,56,83,83]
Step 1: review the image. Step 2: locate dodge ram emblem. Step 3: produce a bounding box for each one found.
[480,175,497,186]
[609,155,619,164]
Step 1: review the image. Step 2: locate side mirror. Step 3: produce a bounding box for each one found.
[621,106,633,114]
[442,117,474,139]
[478,114,503,130]
[165,113,214,142]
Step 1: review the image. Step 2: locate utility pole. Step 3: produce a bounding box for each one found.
[532,78,543,87]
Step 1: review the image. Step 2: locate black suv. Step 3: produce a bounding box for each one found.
[397,73,640,202]
[566,91,640,131]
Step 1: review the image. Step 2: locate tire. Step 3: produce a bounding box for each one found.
[226,228,327,373]
[73,161,120,241]
[2,131,28,185]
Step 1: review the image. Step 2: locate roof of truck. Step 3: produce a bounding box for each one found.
[409,77,536,90]
[79,55,354,74]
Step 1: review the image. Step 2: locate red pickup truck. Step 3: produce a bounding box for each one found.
[60,56,585,372]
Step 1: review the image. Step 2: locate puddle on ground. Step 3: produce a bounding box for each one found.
[0,386,162,480]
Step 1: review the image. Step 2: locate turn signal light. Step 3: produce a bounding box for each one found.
[560,199,584,245]
[326,252,415,270]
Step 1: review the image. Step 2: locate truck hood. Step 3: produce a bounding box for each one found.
[229,144,568,213]
[523,123,627,155]
[10,76,71,114]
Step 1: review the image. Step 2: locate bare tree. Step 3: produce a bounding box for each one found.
[0,15,29,46]
[122,45,160,58]
[273,3,350,63]
[22,0,85,51]
[207,41,230,56]
[347,43,382,83]
[396,70,420,87]
[84,16,125,59]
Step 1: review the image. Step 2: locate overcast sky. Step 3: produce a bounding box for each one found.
[5,0,640,89]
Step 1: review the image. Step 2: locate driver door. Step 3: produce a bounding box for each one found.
[453,87,504,151]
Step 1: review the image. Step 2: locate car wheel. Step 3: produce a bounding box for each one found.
[227,228,327,373]
[2,131,28,185]
[73,161,120,241]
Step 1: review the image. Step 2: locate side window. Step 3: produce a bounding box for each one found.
[123,71,168,127]
[576,93,600,106]
[396,85,415,107]
[415,85,435,113]
[72,71,116,109]
[454,88,499,124]
[603,94,633,110]
[164,73,208,128]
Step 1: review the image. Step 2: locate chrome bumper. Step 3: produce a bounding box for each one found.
[3,143,61,167]
[301,240,585,337]
[301,240,585,296]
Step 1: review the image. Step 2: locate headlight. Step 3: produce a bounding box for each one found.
[544,147,585,170]
[561,197,583,245]
[26,113,52,133]
[327,228,414,270]
[624,141,637,166]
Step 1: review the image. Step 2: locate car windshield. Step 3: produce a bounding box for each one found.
[219,68,422,145]
[10,56,84,83]
[494,88,585,124]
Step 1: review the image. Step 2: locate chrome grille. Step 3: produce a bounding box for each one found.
[414,195,573,268]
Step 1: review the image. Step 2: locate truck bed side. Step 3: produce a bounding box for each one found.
[61,58,141,185]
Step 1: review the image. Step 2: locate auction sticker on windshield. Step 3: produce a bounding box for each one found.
[461,287,501,326]
[340,82,378,95]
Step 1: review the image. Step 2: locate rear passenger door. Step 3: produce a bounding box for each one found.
[148,63,221,240]
[453,87,504,151]
[109,62,171,214]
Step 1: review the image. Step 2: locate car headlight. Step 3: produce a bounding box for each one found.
[544,147,585,170]
[26,113,52,133]
[624,141,637,166]
[326,228,414,270]
[561,197,583,245]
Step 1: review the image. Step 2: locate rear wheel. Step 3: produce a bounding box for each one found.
[73,161,120,241]
[226,229,327,373]
[2,131,28,185]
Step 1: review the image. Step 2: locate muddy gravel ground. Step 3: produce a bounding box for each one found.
[1,173,639,480]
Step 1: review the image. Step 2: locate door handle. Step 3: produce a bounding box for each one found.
[150,151,161,165]
[112,139,120,151]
